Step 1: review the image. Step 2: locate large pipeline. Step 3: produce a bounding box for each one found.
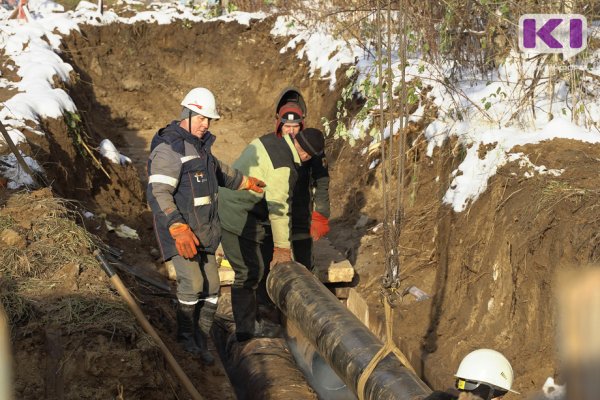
[212,292,318,400]
[267,261,432,400]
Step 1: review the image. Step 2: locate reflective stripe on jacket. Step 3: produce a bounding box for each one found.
[147,121,243,260]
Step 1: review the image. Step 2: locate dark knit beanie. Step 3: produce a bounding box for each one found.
[279,103,303,123]
[276,102,305,133]
[295,128,325,157]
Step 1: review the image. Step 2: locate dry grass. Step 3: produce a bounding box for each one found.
[538,180,591,212]
[0,191,145,340]
[41,296,139,336]
[0,280,32,326]
[0,215,14,232]
[0,194,96,278]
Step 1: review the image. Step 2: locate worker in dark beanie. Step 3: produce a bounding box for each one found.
[295,128,325,157]
[218,127,325,342]
[273,87,331,272]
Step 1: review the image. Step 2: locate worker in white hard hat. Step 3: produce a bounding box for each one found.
[425,349,519,400]
[147,87,265,364]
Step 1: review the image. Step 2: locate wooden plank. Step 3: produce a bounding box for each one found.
[217,238,355,286]
[313,237,355,283]
[219,266,235,286]
[346,288,370,327]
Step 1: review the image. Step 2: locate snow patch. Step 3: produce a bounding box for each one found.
[271,16,357,90]
[0,151,45,189]
[99,139,131,165]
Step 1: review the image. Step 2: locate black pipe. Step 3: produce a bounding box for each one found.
[212,294,317,400]
[267,262,432,400]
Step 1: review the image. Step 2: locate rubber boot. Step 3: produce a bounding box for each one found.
[256,266,282,324]
[195,300,216,366]
[176,303,202,355]
[231,287,257,342]
[254,318,283,339]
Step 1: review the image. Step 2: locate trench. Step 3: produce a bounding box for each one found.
[58,18,351,400]
[46,16,558,400]
[6,7,598,400]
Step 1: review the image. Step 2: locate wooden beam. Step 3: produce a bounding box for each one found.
[313,237,355,283]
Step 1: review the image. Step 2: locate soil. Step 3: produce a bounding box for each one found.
[2,12,597,400]
[1,16,347,400]
[327,134,600,397]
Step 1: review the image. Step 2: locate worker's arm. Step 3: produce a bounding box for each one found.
[310,154,330,218]
[266,165,294,249]
[214,158,244,190]
[216,156,265,193]
[309,154,331,240]
[147,143,184,226]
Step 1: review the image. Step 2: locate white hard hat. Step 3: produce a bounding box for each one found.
[455,349,518,394]
[180,88,220,120]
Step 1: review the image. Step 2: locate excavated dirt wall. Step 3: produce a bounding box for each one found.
[4,13,599,400]
[328,132,600,396]
[3,17,348,400]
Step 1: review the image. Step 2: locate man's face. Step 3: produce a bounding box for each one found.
[190,115,211,138]
[281,122,301,137]
[293,140,312,162]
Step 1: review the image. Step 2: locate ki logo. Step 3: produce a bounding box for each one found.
[519,14,588,59]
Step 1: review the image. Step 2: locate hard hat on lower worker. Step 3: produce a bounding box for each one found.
[180,87,220,120]
[455,349,519,396]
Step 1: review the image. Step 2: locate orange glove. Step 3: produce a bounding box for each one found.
[239,176,266,193]
[169,223,200,259]
[270,247,292,268]
[310,211,330,241]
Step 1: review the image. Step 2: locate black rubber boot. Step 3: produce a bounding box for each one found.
[195,300,216,366]
[176,303,202,355]
[254,318,283,339]
[231,287,257,342]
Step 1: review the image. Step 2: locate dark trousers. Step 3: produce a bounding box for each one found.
[221,229,272,290]
[291,237,313,270]
[221,229,274,337]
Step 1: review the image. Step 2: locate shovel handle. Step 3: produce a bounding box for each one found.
[0,304,12,400]
[94,250,204,400]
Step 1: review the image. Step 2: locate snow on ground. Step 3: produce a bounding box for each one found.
[1,2,599,212]
[411,51,600,211]
[344,37,600,211]
[99,139,132,165]
[270,15,357,90]
[0,1,354,188]
[0,151,45,189]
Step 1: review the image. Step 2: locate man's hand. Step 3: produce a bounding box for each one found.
[239,176,266,193]
[169,223,200,259]
[270,247,292,268]
[310,211,330,241]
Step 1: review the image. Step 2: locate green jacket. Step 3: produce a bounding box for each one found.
[219,133,300,249]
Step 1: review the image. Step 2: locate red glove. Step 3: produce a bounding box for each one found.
[239,176,266,193]
[270,247,292,268]
[310,211,330,241]
[169,223,200,259]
